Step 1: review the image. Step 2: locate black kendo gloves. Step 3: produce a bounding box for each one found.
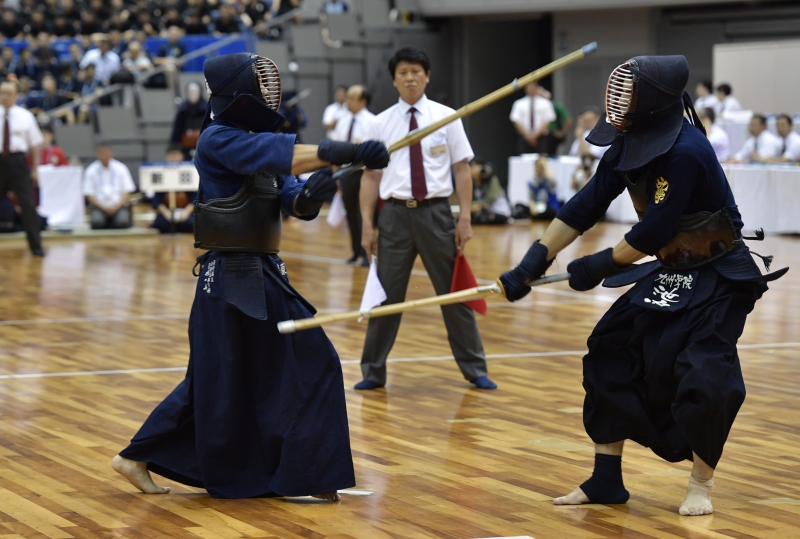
[294,168,337,216]
[499,241,552,302]
[567,248,626,291]
[317,139,390,170]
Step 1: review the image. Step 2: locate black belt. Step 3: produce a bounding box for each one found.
[386,197,448,208]
[0,152,25,157]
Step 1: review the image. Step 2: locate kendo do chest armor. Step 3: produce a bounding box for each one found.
[194,172,282,253]
[624,173,740,270]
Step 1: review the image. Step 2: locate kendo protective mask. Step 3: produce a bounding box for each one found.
[201,53,284,133]
[586,55,705,172]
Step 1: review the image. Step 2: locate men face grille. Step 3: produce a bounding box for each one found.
[254,56,281,111]
[606,63,635,130]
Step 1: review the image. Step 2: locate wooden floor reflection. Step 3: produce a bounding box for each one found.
[0,217,798,538]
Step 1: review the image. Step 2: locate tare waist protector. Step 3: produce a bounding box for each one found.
[194,173,282,253]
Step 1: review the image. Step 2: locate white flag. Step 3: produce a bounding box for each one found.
[326,191,346,227]
[359,256,387,321]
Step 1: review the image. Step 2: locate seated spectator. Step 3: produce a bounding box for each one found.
[732,114,783,163]
[694,80,719,113]
[529,157,560,220]
[78,9,104,37]
[470,158,511,225]
[37,48,61,80]
[66,43,84,73]
[80,34,121,86]
[1,47,15,70]
[171,82,207,159]
[52,13,77,37]
[37,126,70,166]
[184,9,209,35]
[76,64,101,123]
[214,3,242,35]
[10,48,41,84]
[59,64,82,97]
[61,0,82,25]
[571,155,595,193]
[27,74,74,123]
[0,9,24,39]
[151,146,196,234]
[122,40,153,74]
[161,7,185,32]
[154,26,187,67]
[698,108,730,162]
[25,8,52,38]
[133,10,160,37]
[186,0,212,25]
[778,115,800,163]
[83,145,136,230]
[107,10,133,33]
[715,83,742,116]
[241,0,271,28]
[569,107,607,159]
[88,0,111,22]
[323,0,350,14]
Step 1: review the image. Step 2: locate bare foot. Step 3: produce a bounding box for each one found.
[312,492,341,501]
[111,455,170,494]
[679,475,714,516]
[553,486,590,505]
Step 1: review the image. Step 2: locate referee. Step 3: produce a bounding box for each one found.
[0,80,44,256]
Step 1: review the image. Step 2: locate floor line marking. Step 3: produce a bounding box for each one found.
[0,343,794,380]
[0,314,189,326]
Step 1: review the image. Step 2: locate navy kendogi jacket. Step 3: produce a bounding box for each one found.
[558,120,743,256]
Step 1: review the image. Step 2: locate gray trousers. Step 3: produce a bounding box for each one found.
[360,199,488,385]
[89,204,132,229]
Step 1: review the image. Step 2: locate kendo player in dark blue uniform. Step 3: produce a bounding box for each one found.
[498,56,787,516]
[112,53,390,501]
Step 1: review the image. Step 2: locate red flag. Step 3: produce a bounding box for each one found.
[450,251,487,315]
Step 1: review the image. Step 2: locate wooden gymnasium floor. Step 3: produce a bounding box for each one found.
[0,216,798,539]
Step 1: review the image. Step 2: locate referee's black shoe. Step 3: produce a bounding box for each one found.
[32,247,45,257]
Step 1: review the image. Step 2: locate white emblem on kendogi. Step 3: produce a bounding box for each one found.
[644,273,694,308]
[203,260,216,293]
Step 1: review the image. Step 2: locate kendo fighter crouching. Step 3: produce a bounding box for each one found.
[499,56,787,515]
[112,53,390,500]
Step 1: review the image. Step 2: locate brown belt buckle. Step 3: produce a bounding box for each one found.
[405,199,418,208]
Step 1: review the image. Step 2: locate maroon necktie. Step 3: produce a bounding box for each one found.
[346,116,355,142]
[2,109,9,155]
[408,107,427,202]
[530,96,535,131]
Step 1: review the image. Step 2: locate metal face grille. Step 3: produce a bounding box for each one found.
[606,63,635,129]
[254,56,281,111]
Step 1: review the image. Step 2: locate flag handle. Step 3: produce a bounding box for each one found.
[277,273,570,334]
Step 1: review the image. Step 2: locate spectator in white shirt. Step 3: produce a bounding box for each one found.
[769,114,800,163]
[357,47,494,391]
[732,114,783,163]
[509,81,556,155]
[569,108,607,159]
[715,83,742,116]
[331,84,377,265]
[121,40,153,74]
[79,34,122,85]
[0,80,44,256]
[694,80,719,114]
[697,107,730,162]
[322,85,348,139]
[83,145,136,229]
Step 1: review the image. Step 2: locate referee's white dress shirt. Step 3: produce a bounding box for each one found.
[83,158,136,207]
[331,108,376,144]
[734,130,783,162]
[365,94,474,201]
[0,105,43,153]
[509,95,556,136]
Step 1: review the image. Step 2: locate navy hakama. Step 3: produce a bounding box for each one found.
[120,252,355,498]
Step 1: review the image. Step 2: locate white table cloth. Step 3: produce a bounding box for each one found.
[37,165,85,226]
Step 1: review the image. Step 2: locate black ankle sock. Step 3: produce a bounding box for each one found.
[579,453,630,504]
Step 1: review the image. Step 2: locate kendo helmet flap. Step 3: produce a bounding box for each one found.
[586,55,704,172]
[201,53,285,133]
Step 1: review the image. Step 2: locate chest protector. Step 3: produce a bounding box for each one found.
[625,173,740,270]
[194,172,282,253]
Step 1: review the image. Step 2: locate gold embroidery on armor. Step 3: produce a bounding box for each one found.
[654,177,669,204]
